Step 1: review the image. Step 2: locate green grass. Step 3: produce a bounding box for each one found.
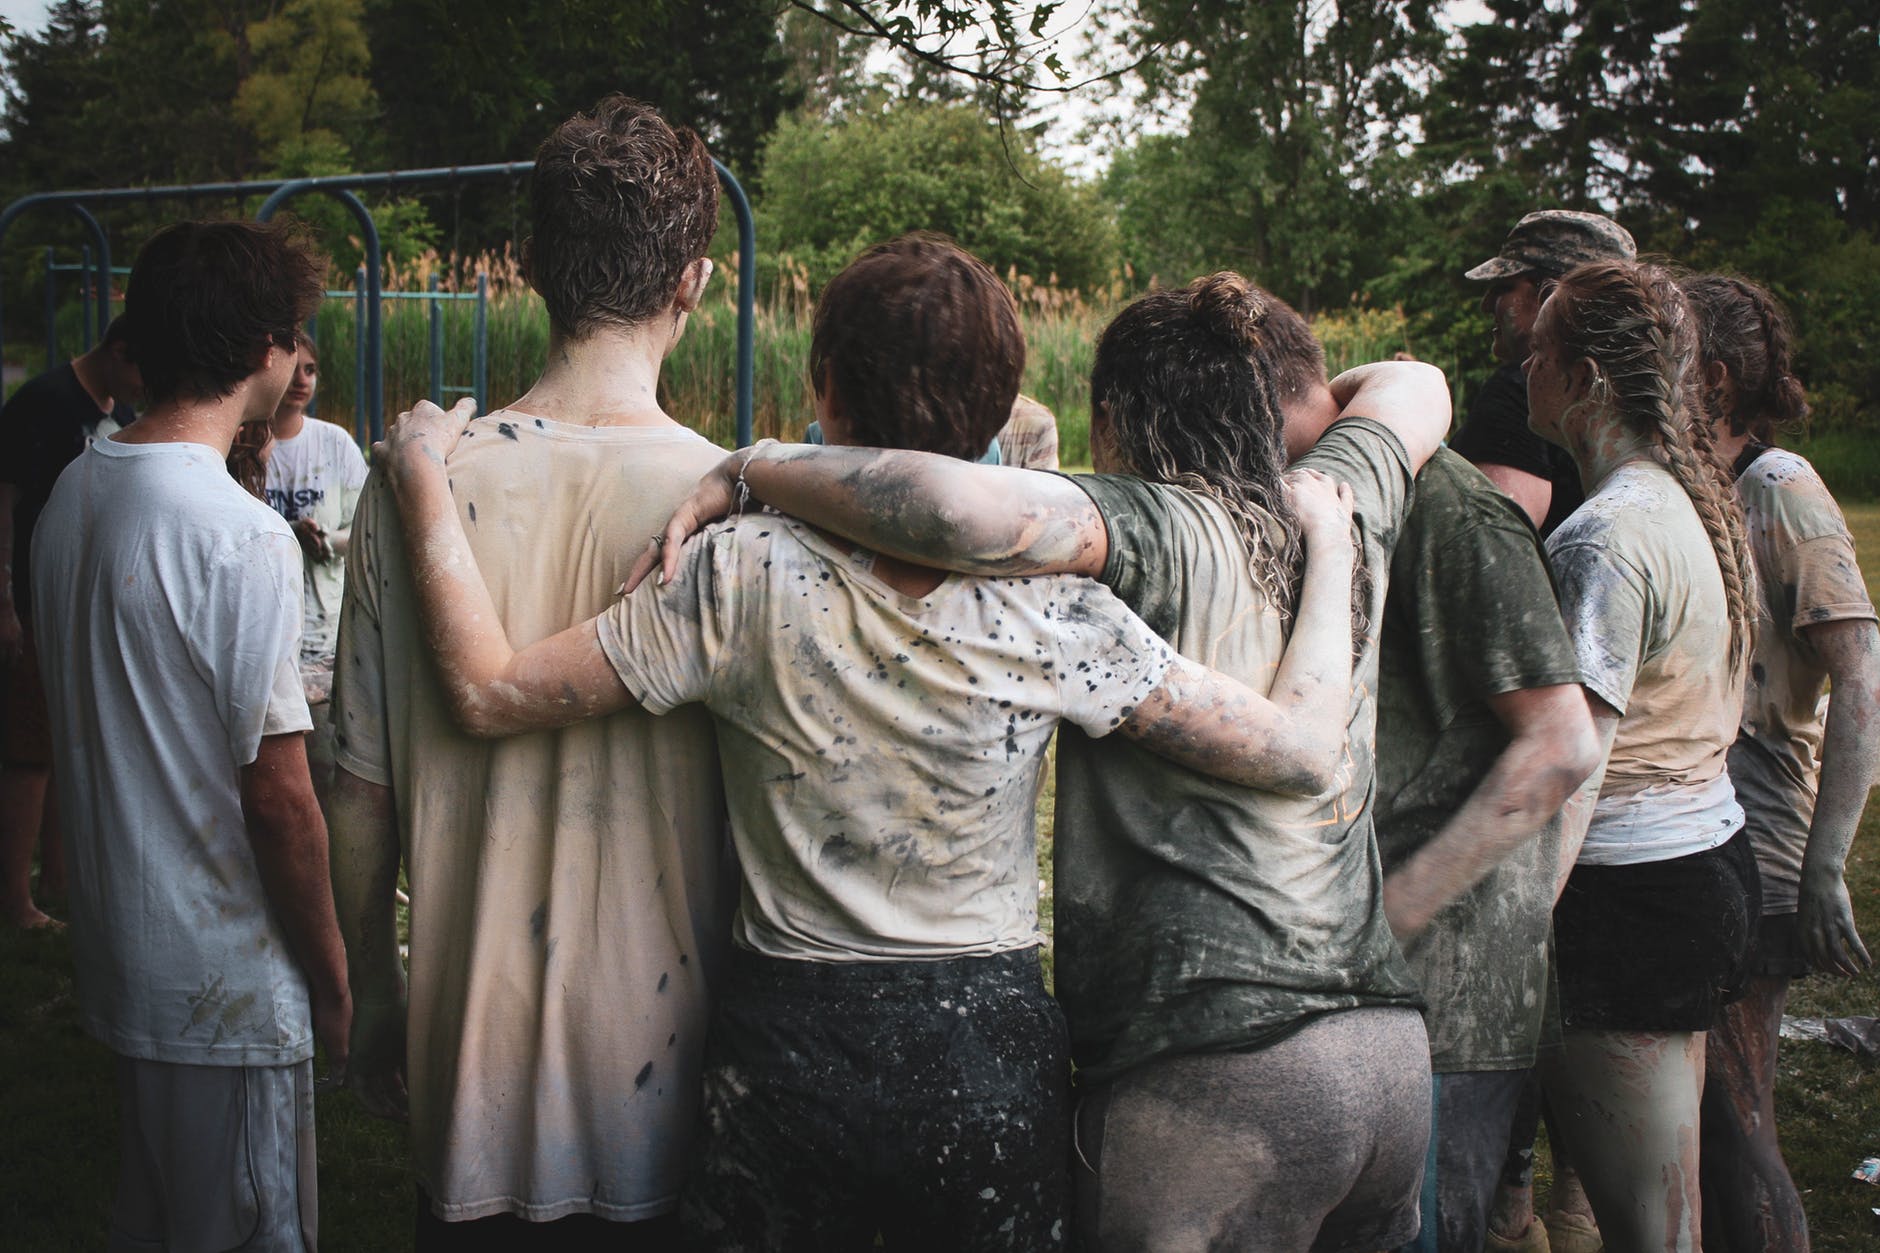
[11,512,1877,1248]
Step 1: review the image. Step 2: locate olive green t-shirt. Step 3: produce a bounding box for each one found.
[1056,417,1424,1084]
[1374,448,1581,1073]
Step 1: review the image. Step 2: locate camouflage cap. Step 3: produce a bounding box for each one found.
[1465,210,1637,282]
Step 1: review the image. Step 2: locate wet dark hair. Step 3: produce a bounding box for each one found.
[1543,259,1753,663]
[810,233,1023,461]
[1089,273,1306,619]
[529,94,720,339]
[124,219,325,405]
[102,314,131,349]
[1679,274,1807,444]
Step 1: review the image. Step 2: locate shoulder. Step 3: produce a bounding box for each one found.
[1403,447,1539,554]
[1738,447,1848,538]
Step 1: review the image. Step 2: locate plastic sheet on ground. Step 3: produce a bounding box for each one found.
[1779,1014,1880,1056]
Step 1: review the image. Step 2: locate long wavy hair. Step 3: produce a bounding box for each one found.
[1545,259,1754,664]
[1089,273,1307,621]
[1680,274,1808,444]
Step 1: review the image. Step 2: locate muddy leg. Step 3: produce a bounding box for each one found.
[1542,1028,1704,1253]
[1699,975,1807,1252]
[0,763,53,927]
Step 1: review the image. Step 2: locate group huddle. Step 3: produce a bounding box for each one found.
[10,93,1874,1253]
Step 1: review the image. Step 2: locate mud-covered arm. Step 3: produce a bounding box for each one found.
[628,441,1107,591]
[1384,684,1602,941]
[1796,617,1880,974]
[381,398,636,738]
[1117,476,1358,794]
[1554,700,1620,896]
[328,766,407,1118]
[1326,361,1451,474]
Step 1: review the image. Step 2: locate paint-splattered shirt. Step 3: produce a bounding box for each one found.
[1053,417,1424,1085]
[1730,448,1876,914]
[333,412,735,1222]
[599,513,1172,963]
[1375,448,1581,1072]
[263,416,368,664]
[1546,460,1747,866]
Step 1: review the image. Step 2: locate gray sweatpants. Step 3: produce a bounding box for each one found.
[110,1054,317,1252]
[1073,1007,1431,1253]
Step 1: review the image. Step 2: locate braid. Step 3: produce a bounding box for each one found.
[1680,272,1810,444]
[1556,261,1756,665]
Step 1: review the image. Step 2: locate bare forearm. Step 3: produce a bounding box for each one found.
[743,443,1103,576]
[246,792,348,1005]
[1803,681,1880,882]
[327,769,403,1002]
[1385,733,1596,941]
[1268,541,1357,731]
[1327,362,1451,470]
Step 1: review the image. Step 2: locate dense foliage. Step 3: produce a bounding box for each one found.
[1,0,1874,423]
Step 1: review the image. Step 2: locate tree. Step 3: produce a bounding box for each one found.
[234,0,378,161]
[756,99,1117,291]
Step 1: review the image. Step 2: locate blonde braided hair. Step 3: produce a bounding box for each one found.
[1549,260,1755,666]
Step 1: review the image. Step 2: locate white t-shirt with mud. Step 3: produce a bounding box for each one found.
[599,512,1174,962]
[1546,460,1747,866]
[264,416,367,664]
[1731,448,1878,913]
[332,412,735,1223]
[31,436,314,1066]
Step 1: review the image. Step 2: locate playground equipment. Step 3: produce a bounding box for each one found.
[0,160,759,446]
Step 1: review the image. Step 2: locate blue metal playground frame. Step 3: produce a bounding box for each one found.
[0,160,760,446]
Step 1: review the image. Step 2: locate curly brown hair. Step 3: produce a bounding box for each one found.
[1545,259,1755,664]
[529,95,720,339]
[1088,273,1307,621]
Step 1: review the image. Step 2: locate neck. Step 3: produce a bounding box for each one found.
[271,406,308,440]
[117,385,269,457]
[1710,422,1753,468]
[1564,409,1657,492]
[510,325,676,428]
[69,345,115,414]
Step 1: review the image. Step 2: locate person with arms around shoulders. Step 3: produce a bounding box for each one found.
[32,218,349,1251]
[327,96,738,1249]
[381,238,1371,1252]
[632,270,1458,1252]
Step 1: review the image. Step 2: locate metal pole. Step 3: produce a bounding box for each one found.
[79,245,92,353]
[713,160,757,448]
[43,247,56,370]
[474,272,489,415]
[353,266,366,448]
[429,273,444,405]
[257,184,384,441]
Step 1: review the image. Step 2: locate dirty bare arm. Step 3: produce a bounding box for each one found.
[242,732,352,1071]
[1553,699,1621,899]
[1384,684,1601,942]
[380,399,637,738]
[328,766,407,1119]
[1796,618,1880,975]
[1326,361,1452,474]
[1117,474,1358,795]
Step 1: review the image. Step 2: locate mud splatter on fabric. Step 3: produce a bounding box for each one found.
[1728,447,1877,912]
[332,409,735,1220]
[599,509,1172,962]
[1375,448,1580,1071]
[1051,417,1424,1085]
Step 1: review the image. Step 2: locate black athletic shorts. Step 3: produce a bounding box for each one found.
[1554,828,1759,1032]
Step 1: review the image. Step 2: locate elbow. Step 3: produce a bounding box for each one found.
[444,685,517,739]
[1266,733,1346,798]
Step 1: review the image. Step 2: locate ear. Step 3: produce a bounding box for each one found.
[1704,359,1730,392]
[1568,356,1599,401]
[674,256,713,315]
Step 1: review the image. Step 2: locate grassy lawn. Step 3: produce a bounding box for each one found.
[7,507,1880,1246]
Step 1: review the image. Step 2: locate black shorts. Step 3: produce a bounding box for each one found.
[1554,829,1759,1032]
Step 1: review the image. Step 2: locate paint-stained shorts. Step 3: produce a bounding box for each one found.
[1073,1007,1431,1253]
[682,948,1069,1252]
[110,1054,317,1252]
[1555,829,1759,1032]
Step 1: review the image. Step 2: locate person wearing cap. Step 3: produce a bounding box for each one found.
[1451,210,1637,537]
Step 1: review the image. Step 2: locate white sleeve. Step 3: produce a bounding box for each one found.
[1049,578,1174,738]
[189,530,313,767]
